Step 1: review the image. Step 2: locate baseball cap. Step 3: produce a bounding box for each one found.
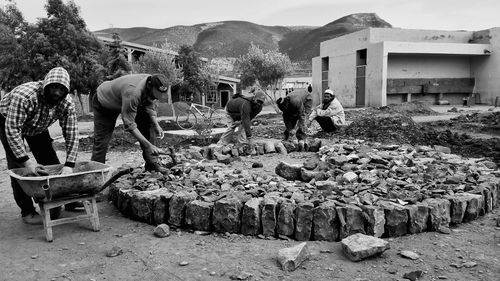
[324,89,334,96]
[150,74,169,92]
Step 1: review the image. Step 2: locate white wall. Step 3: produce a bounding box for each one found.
[471,28,500,104]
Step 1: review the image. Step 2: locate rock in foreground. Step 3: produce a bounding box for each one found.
[341,233,390,262]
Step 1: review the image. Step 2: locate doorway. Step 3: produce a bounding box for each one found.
[220,90,229,108]
[356,49,367,107]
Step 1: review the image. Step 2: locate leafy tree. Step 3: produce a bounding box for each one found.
[105,33,131,80]
[175,45,216,102]
[237,43,293,111]
[132,42,181,88]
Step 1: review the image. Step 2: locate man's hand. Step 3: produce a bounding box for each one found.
[23,159,48,176]
[155,125,165,139]
[147,145,163,156]
[60,166,73,175]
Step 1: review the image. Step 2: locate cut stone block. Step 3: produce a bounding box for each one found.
[361,205,385,238]
[446,195,468,224]
[379,201,408,237]
[404,203,430,234]
[168,190,197,227]
[185,200,213,231]
[313,201,338,241]
[336,204,366,239]
[261,197,278,237]
[263,141,276,153]
[295,202,314,241]
[152,189,173,225]
[241,198,263,236]
[277,242,310,271]
[213,197,243,233]
[458,193,483,222]
[423,198,451,232]
[275,161,302,181]
[277,200,295,237]
[131,191,155,224]
[275,142,288,155]
[341,233,390,262]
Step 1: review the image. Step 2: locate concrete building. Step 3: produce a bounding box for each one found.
[312,27,500,107]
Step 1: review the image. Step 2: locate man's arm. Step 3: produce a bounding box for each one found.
[59,99,79,168]
[5,94,30,163]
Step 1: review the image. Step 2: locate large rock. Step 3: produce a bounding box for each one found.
[404,204,430,234]
[458,193,484,222]
[185,200,213,231]
[263,141,276,153]
[446,195,469,224]
[295,202,314,241]
[300,168,328,182]
[341,233,390,262]
[261,197,278,237]
[361,205,385,238]
[131,191,156,224]
[213,197,243,233]
[275,161,302,181]
[277,242,311,271]
[336,204,366,239]
[313,201,338,241]
[423,198,451,232]
[241,198,263,236]
[275,142,288,155]
[168,191,197,227]
[277,200,296,237]
[308,138,322,152]
[379,201,408,237]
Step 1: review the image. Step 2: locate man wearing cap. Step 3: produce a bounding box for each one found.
[307,89,346,132]
[91,74,169,173]
[0,67,79,224]
[217,89,266,146]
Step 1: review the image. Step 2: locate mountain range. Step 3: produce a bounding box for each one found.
[93,13,392,66]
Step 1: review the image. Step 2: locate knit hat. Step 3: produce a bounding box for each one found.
[43,67,70,92]
[324,89,334,96]
[150,74,169,92]
[254,90,266,103]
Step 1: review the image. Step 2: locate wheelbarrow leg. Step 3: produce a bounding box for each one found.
[83,196,100,232]
[39,203,53,242]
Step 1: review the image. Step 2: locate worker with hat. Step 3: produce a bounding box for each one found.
[0,67,79,224]
[91,73,169,173]
[217,89,266,146]
[307,89,346,132]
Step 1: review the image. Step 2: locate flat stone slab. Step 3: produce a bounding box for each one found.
[341,233,390,262]
[277,242,310,271]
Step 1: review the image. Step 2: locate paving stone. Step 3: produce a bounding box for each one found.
[295,202,314,241]
[168,190,197,227]
[241,198,263,236]
[185,200,213,231]
[379,201,408,237]
[213,197,243,233]
[313,201,338,241]
[336,204,366,239]
[404,203,430,234]
[446,195,468,224]
[261,197,278,237]
[423,198,451,232]
[341,233,390,262]
[277,200,295,237]
[361,205,385,238]
[131,191,155,224]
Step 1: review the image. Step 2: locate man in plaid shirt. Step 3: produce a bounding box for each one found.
[0,67,79,225]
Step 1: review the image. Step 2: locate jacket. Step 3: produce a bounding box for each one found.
[225,96,263,138]
[309,97,346,125]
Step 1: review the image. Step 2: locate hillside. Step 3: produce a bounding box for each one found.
[94,13,392,64]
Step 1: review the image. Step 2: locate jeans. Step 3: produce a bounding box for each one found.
[0,115,60,216]
[90,95,158,169]
[217,117,247,145]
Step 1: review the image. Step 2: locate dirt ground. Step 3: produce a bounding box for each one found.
[1,103,500,281]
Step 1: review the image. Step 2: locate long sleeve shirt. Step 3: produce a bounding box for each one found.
[309,97,346,126]
[225,96,263,138]
[96,74,155,131]
[0,82,79,166]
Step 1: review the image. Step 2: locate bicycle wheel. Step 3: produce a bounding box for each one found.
[176,110,197,130]
[209,110,228,128]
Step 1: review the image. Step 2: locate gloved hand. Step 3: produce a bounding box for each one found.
[23,159,49,176]
[60,166,73,175]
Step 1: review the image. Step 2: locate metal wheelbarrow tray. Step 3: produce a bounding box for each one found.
[9,161,113,202]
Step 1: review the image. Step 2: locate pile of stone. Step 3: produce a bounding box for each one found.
[108,139,500,241]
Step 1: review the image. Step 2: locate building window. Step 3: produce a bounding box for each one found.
[207,87,217,103]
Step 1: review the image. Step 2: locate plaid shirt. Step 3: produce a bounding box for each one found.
[0,81,79,166]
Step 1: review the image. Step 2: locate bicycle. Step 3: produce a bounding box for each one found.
[174,102,228,130]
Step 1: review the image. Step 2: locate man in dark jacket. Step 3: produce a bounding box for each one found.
[277,87,312,141]
[217,90,266,146]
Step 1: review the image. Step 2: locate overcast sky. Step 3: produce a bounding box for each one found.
[2,0,499,32]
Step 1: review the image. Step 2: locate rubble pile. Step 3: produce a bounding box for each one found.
[450,111,500,126]
[109,139,500,241]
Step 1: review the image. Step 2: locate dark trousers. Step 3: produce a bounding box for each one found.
[0,116,60,216]
[315,116,337,132]
[283,114,307,140]
[90,95,158,169]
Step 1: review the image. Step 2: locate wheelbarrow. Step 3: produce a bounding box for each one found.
[9,161,133,242]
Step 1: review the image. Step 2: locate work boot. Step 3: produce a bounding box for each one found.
[65,201,84,212]
[22,212,43,225]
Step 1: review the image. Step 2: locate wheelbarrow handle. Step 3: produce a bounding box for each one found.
[95,167,134,194]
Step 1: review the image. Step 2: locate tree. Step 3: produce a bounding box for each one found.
[132,42,181,88]
[237,43,293,111]
[105,33,131,80]
[175,45,216,102]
